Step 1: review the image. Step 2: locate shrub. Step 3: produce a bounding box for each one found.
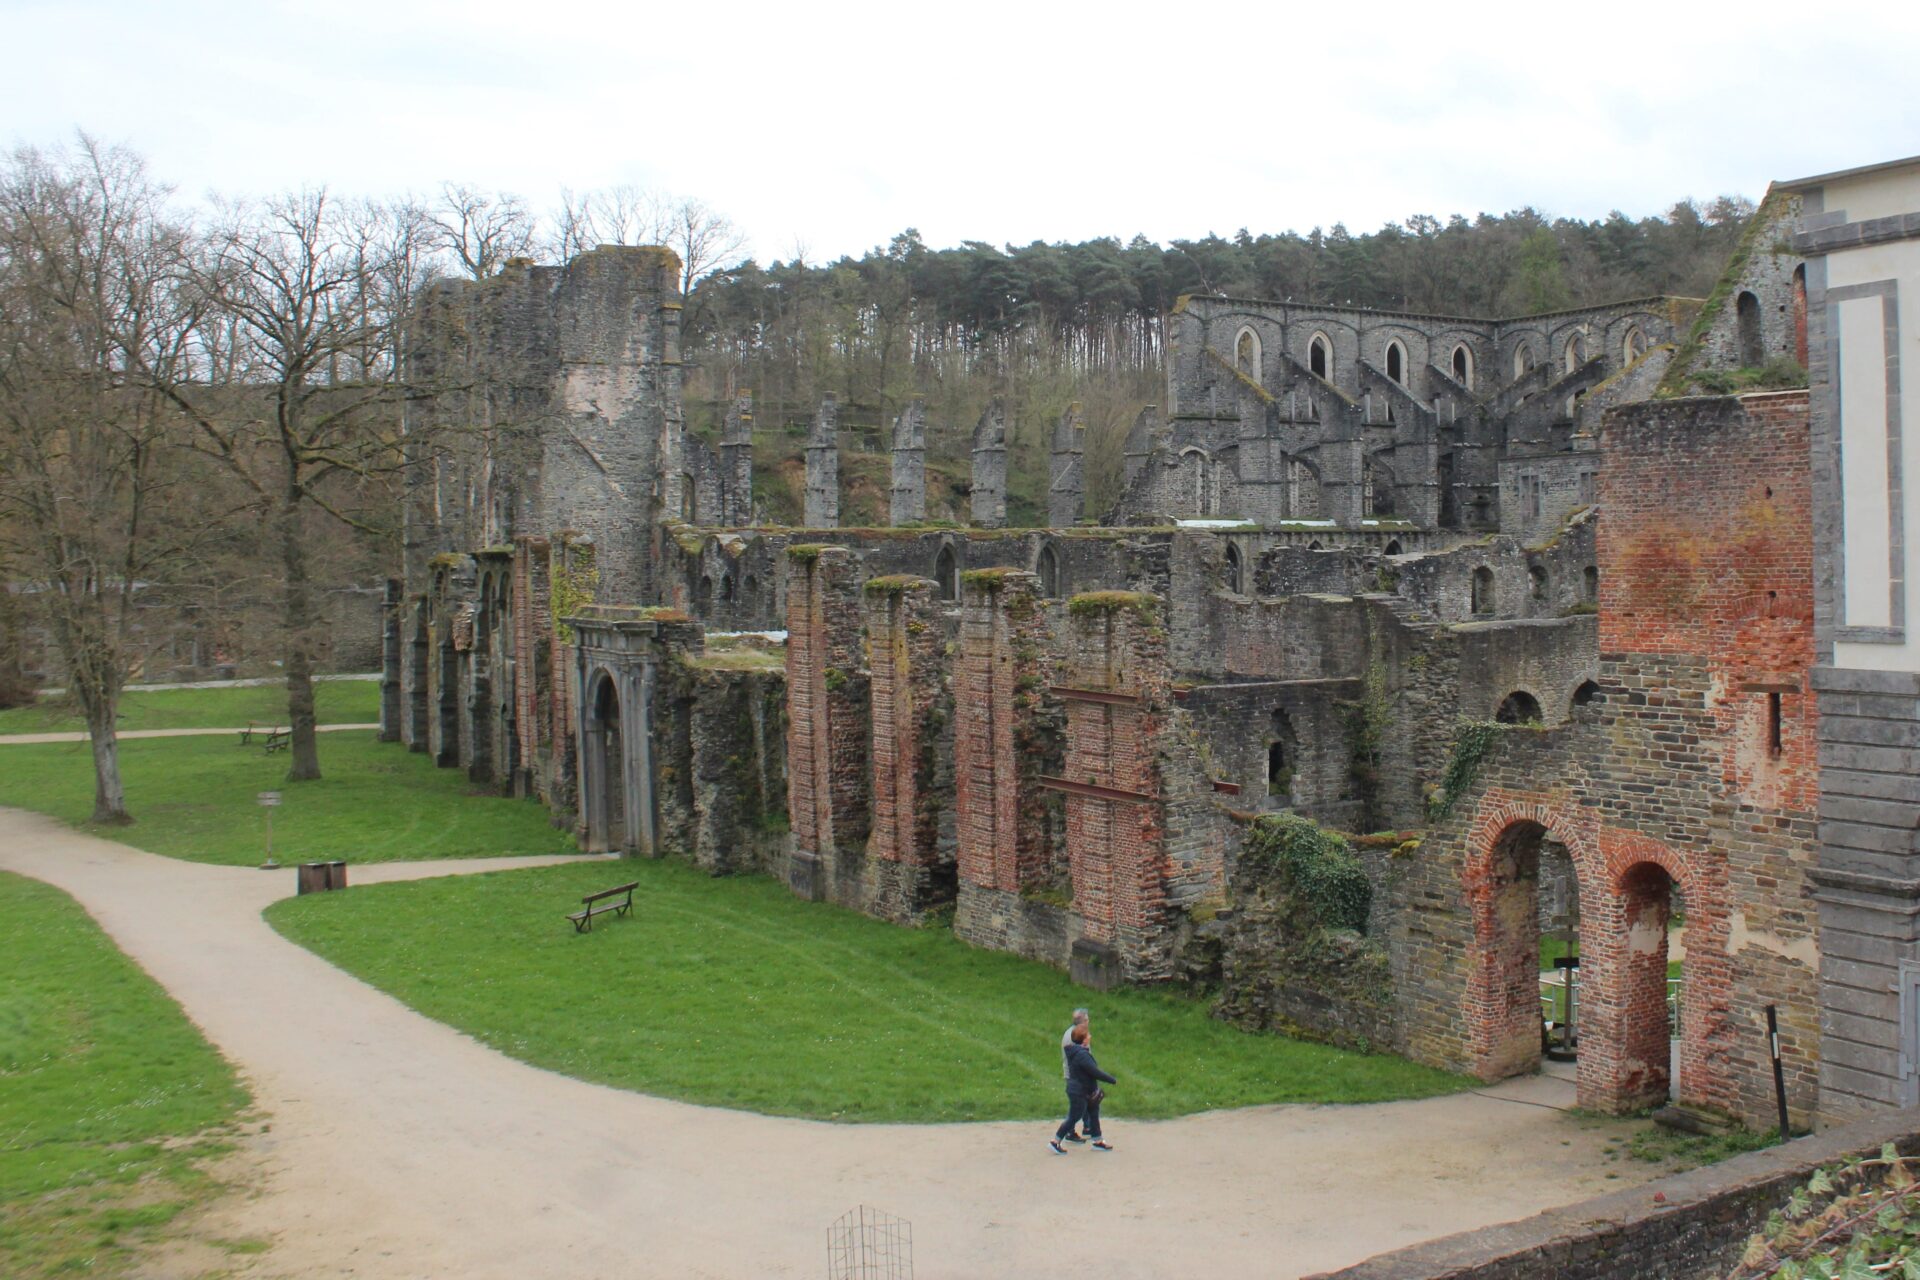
[1242,813,1371,934]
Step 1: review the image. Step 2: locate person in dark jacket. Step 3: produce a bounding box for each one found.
[1049,1025,1116,1154]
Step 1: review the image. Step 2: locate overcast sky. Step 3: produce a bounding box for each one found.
[8,0,1918,264]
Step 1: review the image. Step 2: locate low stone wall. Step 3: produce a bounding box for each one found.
[1308,1106,1920,1280]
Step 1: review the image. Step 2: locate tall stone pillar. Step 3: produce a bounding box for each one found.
[971,399,1008,528]
[718,388,755,526]
[952,570,1062,958]
[1048,403,1085,527]
[783,544,868,901]
[379,578,403,743]
[805,394,840,528]
[1056,592,1173,986]
[889,398,927,525]
[864,575,951,921]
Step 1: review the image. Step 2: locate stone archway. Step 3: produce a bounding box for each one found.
[584,670,626,853]
[1587,829,1732,1116]
[1463,792,1729,1115]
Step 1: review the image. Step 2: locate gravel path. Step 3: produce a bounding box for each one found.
[0,808,1657,1279]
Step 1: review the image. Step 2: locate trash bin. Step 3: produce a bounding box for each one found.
[297,863,329,895]
[326,860,348,890]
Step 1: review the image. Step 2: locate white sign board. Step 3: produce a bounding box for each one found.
[257,791,282,807]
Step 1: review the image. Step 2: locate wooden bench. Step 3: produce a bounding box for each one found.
[568,881,639,933]
[239,722,291,752]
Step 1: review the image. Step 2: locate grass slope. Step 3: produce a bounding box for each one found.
[0,678,380,735]
[0,871,250,1278]
[269,859,1467,1123]
[0,734,576,865]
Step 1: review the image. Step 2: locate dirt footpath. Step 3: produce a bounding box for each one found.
[0,809,1659,1280]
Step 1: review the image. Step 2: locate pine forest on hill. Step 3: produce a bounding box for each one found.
[679,197,1755,525]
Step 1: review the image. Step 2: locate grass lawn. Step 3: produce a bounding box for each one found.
[268,859,1469,1123]
[0,871,251,1278]
[0,679,379,735]
[0,734,577,865]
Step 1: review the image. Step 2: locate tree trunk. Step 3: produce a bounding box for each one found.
[83,691,132,825]
[280,492,322,781]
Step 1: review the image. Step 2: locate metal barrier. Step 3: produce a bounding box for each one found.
[827,1205,912,1280]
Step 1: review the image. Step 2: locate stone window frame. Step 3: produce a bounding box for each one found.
[1512,339,1536,380]
[1736,289,1765,367]
[1384,338,1408,385]
[1471,565,1496,615]
[1824,279,1905,644]
[1233,326,1263,383]
[1450,343,1474,387]
[1563,330,1585,374]
[1621,325,1647,365]
[1308,332,1333,381]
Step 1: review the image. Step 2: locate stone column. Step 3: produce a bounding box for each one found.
[971,400,1008,529]
[783,545,868,901]
[805,394,840,528]
[889,398,927,525]
[1048,403,1085,528]
[864,575,950,921]
[379,578,403,743]
[719,389,755,526]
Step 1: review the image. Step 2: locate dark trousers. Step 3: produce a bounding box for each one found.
[1055,1091,1102,1140]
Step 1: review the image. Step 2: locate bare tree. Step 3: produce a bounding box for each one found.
[0,137,205,822]
[659,195,747,298]
[548,185,746,296]
[430,182,535,280]
[147,190,415,781]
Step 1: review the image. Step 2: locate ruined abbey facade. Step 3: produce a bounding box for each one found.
[387,185,1877,1130]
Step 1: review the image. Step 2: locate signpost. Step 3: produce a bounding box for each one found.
[258,791,282,869]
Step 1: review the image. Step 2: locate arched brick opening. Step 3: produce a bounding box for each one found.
[1583,830,1730,1115]
[1465,808,1593,1082]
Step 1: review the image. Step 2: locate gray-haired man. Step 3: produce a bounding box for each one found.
[1059,1008,1090,1142]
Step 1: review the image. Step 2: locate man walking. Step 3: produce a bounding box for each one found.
[1059,1008,1089,1141]
[1050,1024,1116,1154]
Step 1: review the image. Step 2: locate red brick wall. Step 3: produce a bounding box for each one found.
[783,546,869,877]
[1425,391,1819,1121]
[866,578,941,869]
[1599,390,1817,815]
[1060,597,1175,981]
[954,571,1052,895]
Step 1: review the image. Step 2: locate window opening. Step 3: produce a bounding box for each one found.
[1768,692,1783,758]
[1309,335,1330,379]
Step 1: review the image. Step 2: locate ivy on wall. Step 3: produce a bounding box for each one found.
[1241,813,1372,934]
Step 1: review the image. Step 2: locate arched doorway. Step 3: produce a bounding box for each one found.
[1614,861,1681,1109]
[1472,819,1557,1079]
[586,673,626,853]
[1223,543,1243,595]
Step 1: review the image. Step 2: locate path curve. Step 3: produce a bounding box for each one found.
[0,809,1655,1280]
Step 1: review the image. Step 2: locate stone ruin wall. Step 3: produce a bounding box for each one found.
[1384,391,1818,1127]
[383,234,1844,1123]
